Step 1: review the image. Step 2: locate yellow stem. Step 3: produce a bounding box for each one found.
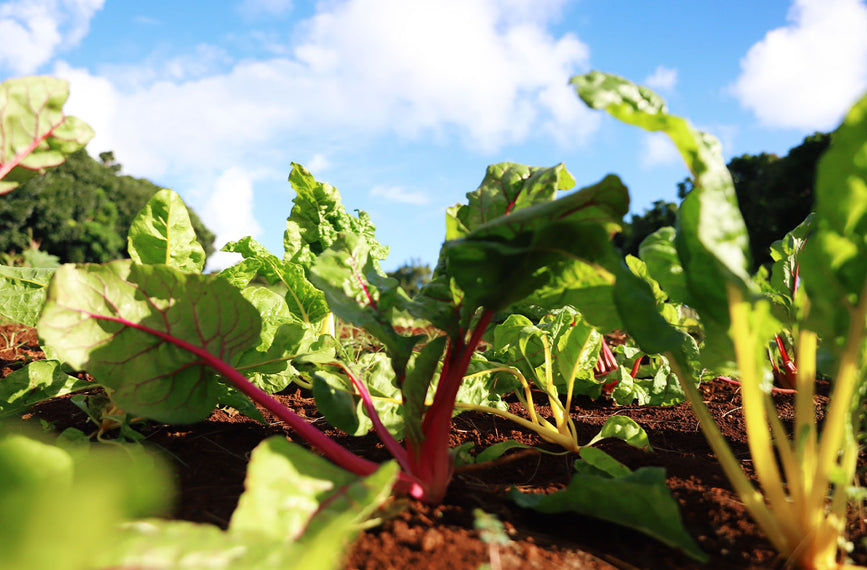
[726,283,797,541]
[667,354,789,553]
[794,327,819,492]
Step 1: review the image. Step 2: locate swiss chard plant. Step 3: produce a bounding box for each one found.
[575,70,867,569]
[36,160,636,505]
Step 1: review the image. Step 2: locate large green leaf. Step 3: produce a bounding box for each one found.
[38,260,262,423]
[0,77,93,193]
[510,448,707,562]
[230,437,395,541]
[0,429,172,570]
[0,266,54,326]
[443,173,628,319]
[127,188,206,273]
[96,437,397,570]
[232,286,321,393]
[800,91,867,352]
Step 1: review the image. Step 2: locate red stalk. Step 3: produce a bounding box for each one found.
[410,309,495,503]
[85,312,420,494]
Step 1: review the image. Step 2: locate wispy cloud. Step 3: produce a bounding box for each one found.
[731,0,867,130]
[643,65,677,92]
[370,185,431,206]
[55,0,597,179]
[200,167,263,271]
[0,0,105,74]
[639,132,681,168]
[306,153,330,173]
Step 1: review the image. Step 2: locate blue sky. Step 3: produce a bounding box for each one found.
[2,0,866,271]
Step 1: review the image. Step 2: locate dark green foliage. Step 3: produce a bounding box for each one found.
[616,199,678,256]
[0,149,215,264]
[386,259,432,298]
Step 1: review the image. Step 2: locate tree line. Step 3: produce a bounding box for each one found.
[0,149,215,265]
[1,132,829,275]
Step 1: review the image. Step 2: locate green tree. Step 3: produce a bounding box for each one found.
[616,199,678,257]
[0,149,215,264]
[386,259,432,298]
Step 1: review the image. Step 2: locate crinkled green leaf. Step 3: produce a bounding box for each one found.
[0,360,89,418]
[284,163,388,267]
[800,92,867,352]
[127,188,206,273]
[444,173,627,319]
[38,260,261,423]
[0,429,172,570]
[510,451,707,562]
[232,285,320,393]
[309,232,420,379]
[222,236,330,325]
[0,76,94,193]
[0,266,54,326]
[446,162,576,239]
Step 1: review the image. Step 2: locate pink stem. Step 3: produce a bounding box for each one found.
[85,312,419,493]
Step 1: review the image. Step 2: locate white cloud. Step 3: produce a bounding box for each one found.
[53,0,597,175]
[201,167,263,271]
[0,0,104,75]
[45,0,599,269]
[370,185,431,206]
[640,132,681,168]
[306,153,330,173]
[731,0,867,130]
[644,66,677,92]
[288,0,593,151]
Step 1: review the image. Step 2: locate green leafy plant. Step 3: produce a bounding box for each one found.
[0,76,93,194]
[461,306,654,452]
[34,158,638,507]
[575,70,867,569]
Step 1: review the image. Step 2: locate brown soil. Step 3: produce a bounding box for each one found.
[3,322,866,569]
